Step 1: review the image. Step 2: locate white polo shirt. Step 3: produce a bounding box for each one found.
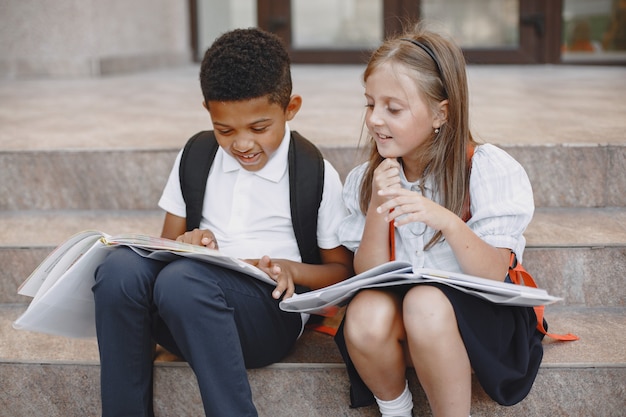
[158,125,346,261]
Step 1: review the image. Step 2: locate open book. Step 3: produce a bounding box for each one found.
[13,230,274,338]
[280,260,562,317]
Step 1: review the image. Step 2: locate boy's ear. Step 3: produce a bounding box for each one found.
[433,99,448,129]
[285,95,302,121]
[202,101,209,112]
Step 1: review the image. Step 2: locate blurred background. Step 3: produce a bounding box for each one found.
[1,0,624,80]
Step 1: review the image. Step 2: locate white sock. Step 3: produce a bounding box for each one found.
[375,380,413,417]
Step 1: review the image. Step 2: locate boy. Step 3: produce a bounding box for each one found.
[92,28,353,417]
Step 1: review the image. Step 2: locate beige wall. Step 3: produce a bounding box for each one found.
[0,0,191,79]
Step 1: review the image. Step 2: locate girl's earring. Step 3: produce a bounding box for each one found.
[434,127,440,134]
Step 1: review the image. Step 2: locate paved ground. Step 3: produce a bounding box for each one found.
[1,64,625,152]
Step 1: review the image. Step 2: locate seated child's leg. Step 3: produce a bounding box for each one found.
[344,289,408,400]
[93,247,168,417]
[153,259,302,417]
[404,285,471,417]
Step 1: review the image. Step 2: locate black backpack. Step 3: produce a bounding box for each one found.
[178,130,324,266]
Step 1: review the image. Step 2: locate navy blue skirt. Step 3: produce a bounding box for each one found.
[334,283,545,407]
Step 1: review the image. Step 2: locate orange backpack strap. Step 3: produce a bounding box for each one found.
[508,253,579,341]
[461,145,475,222]
[389,212,396,261]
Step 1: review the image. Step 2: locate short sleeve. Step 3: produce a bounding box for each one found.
[316,160,349,249]
[337,163,369,253]
[157,149,187,218]
[467,144,534,262]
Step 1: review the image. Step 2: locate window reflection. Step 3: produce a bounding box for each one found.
[562,0,626,63]
[421,0,519,48]
[291,0,382,49]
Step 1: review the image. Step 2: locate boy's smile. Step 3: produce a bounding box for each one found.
[206,95,301,172]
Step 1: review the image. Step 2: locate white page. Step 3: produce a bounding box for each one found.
[280,263,562,315]
[14,231,277,338]
[18,231,103,298]
[14,242,111,337]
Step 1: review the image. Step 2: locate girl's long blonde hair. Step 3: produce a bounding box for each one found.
[359,22,478,249]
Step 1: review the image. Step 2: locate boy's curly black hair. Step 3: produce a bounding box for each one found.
[200,28,292,109]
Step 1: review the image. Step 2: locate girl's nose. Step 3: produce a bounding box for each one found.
[366,106,384,127]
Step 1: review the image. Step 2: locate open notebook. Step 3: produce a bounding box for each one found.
[280,260,562,317]
[14,230,274,338]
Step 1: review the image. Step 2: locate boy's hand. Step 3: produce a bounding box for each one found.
[176,228,219,249]
[246,255,296,300]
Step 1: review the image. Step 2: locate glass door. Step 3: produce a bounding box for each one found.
[561,0,626,64]
[257,0,416,63]
[256,0,555,64]
[420,0,555,63]
[192,0,570,64]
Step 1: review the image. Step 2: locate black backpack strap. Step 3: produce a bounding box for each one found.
[289,131,324,265]
[179,131,219,231]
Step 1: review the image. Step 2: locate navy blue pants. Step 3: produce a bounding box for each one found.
[93,247,302,417]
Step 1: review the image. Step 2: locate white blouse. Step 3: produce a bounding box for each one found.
[337,143,534,273]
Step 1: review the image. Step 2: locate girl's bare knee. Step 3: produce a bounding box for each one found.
[403,286,457,337]
[345,290,401,349]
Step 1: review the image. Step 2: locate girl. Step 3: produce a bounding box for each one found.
[335,23,543,417]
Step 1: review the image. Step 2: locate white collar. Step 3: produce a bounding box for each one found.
[399,162,433,194]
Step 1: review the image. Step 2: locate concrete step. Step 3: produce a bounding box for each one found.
[1,143,625,211]
[1,206,624,415]
[1,208,624,307]
[1,64,625,416]
[1,304,624,417]
[1,66,625,213]
[2,65,625,153]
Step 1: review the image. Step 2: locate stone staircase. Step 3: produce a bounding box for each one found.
[1,64,625,416]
